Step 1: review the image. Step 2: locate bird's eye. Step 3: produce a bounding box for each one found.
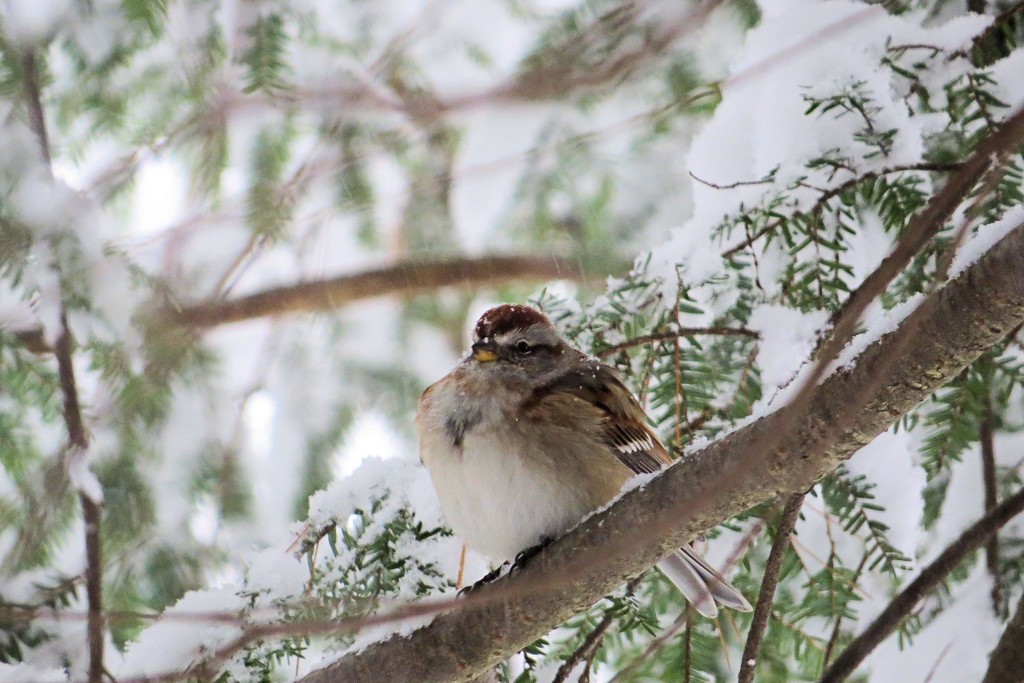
[515,340,531,354]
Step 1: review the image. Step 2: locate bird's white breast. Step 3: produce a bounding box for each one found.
[417,378,597,562]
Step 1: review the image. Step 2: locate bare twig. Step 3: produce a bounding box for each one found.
[979,388,1002,616]
[22,49,105,683]
[607,522,765,682]
[689,170,775,190]
[738,493,805,683]
[551,578,643,683]
[820,484,1024,683]
[720,162,964,259]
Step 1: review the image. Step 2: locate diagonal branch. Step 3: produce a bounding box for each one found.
[296,218,1024,683]
[979,389,1002,615]
[820,484,1024,683]
[738,492,806,683]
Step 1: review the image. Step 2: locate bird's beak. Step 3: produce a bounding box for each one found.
[471,340,497,362]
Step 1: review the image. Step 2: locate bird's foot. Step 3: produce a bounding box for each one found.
[457,538,554,596]
[510,537,553,573]
[458,562,511,596]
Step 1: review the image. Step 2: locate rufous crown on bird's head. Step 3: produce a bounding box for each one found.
[473,304,553,341]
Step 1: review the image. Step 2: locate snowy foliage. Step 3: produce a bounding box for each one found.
[0,0,1023,681]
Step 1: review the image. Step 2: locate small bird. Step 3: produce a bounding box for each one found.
[416,304,752,617]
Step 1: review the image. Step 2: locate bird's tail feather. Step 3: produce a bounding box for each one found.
[656,546,753,618]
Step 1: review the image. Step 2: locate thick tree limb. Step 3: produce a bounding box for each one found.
[297,219,1024,683]
[12,253,607,350]
[982,589,1024,683]
[820,484,1024,683]
[172,254,608,327]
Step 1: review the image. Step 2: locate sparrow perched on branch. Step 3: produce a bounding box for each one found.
[416,304,751,617]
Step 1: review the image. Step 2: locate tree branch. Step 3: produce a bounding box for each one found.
[738,492,806,683]
[173,254,611,327]
[551,578,642,683]
[13,253,610,350]
[489,1,723,104]
[22,49,105,683]
[979,389,1002,615]
[820,483,1024,683]
[981,589,1024,683]
[296,218,1024,683]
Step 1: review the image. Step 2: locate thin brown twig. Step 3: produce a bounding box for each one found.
[689,170,775,190]
[738,493,805,683]
[489,0,726,104]
[21,48,105,683]
[551,578,643,683]
[820,484,1024,683]
[683,613,692,683]
[979,387,1002,616]
[720,162,963,259]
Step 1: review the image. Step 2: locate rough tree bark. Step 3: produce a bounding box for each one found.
[298,221,1024,683]
[981,590,1024,683]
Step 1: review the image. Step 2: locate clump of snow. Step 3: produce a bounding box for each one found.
[845,427,924,560]
[0,663,66,683]
[309,454,431,529]
[117,589,247,678]
[67,445,104,504]
[748,305,828,399]
[0,0,75,45]
[246,548,310,603]
[831,292,926,373]
[948,204,1024,279]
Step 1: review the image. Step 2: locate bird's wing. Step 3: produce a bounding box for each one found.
[524,358,673,475]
